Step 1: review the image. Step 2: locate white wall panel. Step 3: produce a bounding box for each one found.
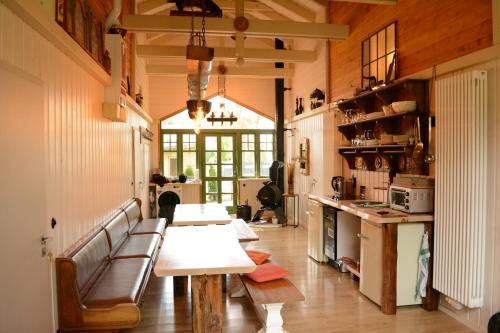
[0,3,147,256]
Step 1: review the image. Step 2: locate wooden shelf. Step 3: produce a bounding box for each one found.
[288,103,332,123]
[336,79,427,111]
[338,144,411,152]
[337,111,418,128]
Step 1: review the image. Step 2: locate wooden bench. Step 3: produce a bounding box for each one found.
[239,275,304,333]
[56,199,166,332]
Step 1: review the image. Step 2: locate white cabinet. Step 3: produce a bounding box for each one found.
[358,219,425,307]
[359,220,383,305]
[307,199,327,262]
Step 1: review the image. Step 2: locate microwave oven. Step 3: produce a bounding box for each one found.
[389,185,434,213]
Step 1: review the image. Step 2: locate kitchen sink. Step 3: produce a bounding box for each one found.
[350,200,390,208]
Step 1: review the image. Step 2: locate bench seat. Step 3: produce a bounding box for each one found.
[240,275,304,333]
[131,218,167,236]
[56,198,164,332]
[113,234,161,260]
[83,258,151,308]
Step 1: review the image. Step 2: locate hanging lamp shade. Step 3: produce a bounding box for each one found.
[186,44,214,119]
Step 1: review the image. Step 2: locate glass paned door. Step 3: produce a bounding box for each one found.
[202,134,237,210]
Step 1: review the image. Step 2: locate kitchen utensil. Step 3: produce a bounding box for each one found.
[413,117,424,157]
[331,176,356,200]
[425,116,436,164]
[391,101,417,113]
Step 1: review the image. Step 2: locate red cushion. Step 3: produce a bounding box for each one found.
[245,250,271,265]
[245,263,289,282]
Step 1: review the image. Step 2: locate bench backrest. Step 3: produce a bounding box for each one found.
[71,230,110,296]
[124,200,142,231]
[104,211,129,256]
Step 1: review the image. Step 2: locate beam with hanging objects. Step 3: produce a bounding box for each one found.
[146,64,294,78]
[122,15,349,40]
[137,45,317,63]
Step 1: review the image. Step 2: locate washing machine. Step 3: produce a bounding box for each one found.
[156,183,183,223]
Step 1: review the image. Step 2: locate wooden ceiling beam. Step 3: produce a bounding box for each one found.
[256,0,316,22]
[331,0,397,5]
[146,64,294,78]
[137,0,175,15]
[137,45,317,62]
[123,15,349,40]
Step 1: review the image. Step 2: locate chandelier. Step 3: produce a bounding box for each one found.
[207,64,238,126]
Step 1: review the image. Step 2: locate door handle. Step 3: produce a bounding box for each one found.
[357,233,368,240]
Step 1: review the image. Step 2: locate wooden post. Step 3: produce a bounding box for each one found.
[422,222,440,311]
[173,276,189,297]
[381,223,397,314]
[191,275,223,333]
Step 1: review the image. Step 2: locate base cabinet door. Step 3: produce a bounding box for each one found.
[359,219,383,305]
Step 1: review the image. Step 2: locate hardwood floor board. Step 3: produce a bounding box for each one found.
[126,227,473,333]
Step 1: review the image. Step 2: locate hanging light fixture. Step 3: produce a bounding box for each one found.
[185,8,214,134]
[207,63,238,126]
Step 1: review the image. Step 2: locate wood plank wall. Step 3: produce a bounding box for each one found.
[329,0,493,100]
[0,3,148,256]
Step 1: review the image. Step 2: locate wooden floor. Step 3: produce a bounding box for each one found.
[126,226,473,333]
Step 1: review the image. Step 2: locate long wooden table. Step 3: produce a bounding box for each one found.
[154,225,256,333]
[172,203,232,226]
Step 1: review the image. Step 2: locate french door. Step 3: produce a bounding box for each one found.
[201,133,237,211]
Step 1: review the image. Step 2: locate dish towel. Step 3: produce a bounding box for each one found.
[415,231,430,299]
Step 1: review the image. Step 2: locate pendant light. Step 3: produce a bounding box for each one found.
[186,9,214,134]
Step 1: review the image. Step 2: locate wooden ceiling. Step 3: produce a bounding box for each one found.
[129,0,397,77]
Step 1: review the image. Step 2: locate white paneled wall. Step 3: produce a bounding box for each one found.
[287,110,339,226]
[0,3,147,256]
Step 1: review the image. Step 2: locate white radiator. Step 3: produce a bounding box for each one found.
[434,70,487,308]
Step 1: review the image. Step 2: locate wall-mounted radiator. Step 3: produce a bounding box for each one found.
[434,70,487,308]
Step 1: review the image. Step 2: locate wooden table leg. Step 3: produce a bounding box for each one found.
[173,276,189,297]
[191,275,223,333]
[422,222,439,311]
[381,224,397,315]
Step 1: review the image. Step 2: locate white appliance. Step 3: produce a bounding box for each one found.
[156,183,183,213]
[389,185,434,213]
[307,199,327,263]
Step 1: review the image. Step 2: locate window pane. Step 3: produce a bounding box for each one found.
[221,151,233,163]
[163,152,177,177]
[221,136,233,150]
[206,164,217,177]
[221,165,233,177]
[206,136,217,150]
[370,34,377,62]
[206,181,218,193]
[221,194,233,206]
[362,39,369,65]
[387,23,395,53]
[378,58,386,82]
[205,151,217,164]
[260,152,273,176]
[182,152,196,178]
[242,151,255,177]
[242,142,248,151]
[377,30,386,58]
[221,181,233,193]
[206,194,217,203]
[248,142,255,150]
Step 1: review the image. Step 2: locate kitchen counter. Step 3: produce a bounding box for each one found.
[307,193,434,223]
